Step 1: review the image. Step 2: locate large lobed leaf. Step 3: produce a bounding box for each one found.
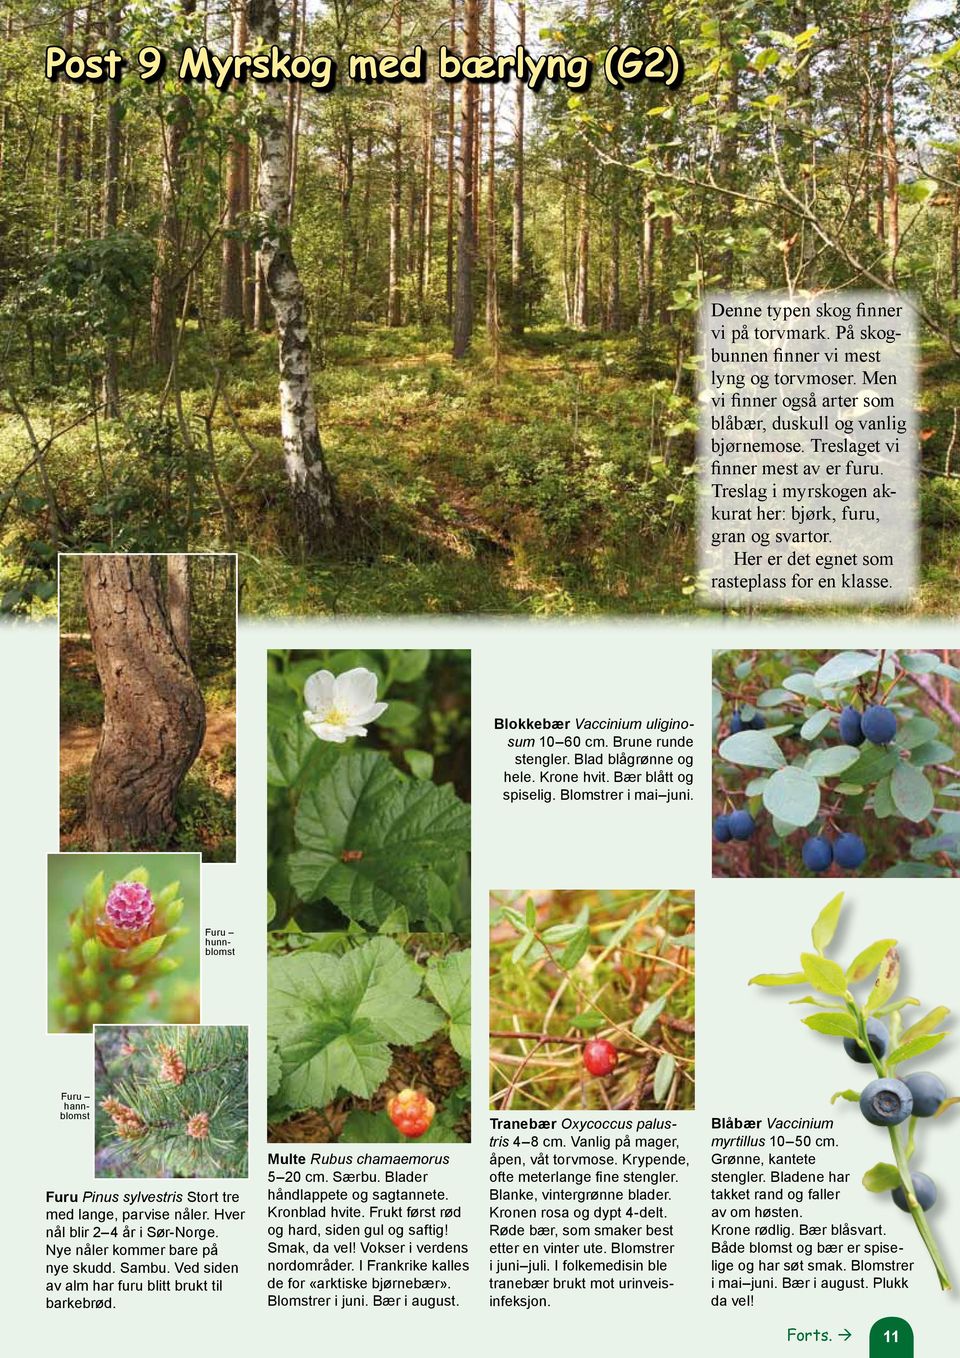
[289,749,471,931]
[268,937,444,1111]
[425,949,471,1060]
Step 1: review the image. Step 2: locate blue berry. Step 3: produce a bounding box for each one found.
[861,705,897,746]
[904,1071,946,1118]
[802,836,833,873]
[834,833,866,871]
[860,1077,913,1126]
[892,1172,937,1213]
[730,711,745,734]
[843,1017,888,1064]
[750,713,766,730]
[714,814,732,843]
[838,705,865,746]
[728,810,756,841]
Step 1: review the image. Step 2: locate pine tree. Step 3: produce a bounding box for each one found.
[96,1025,248,1178]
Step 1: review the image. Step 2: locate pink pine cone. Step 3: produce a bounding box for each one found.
[104,881,155,931]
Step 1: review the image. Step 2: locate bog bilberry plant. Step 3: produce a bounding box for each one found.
[750,892,957,1290]
[713,649,960,877]
[54,868,187,1034]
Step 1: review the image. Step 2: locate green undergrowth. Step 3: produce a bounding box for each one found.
[3,327,959,616]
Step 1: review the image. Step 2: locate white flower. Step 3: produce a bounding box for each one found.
[303,667,388,743]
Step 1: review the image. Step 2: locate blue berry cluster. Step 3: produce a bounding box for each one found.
[848,1022,945,1214]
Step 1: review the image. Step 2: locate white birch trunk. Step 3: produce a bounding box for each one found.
[246,0,336,547]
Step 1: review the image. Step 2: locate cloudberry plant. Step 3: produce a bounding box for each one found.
[387,1088,436,1138]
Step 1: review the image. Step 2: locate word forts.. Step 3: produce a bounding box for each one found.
[45,41,684,94]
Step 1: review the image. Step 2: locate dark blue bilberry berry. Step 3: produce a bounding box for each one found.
[750,713,766,730]
[834,833,866,871]
[728,810,756,841]
[843,1017,888,1064]
[714,814,732,843]
[860,1077,913,1126]
[892,1172,937,1213]
[904,1071,946,1118]
[838,705,865,746]
[861,705,897,746]
[802,836,833,873]
[730,711,745,734]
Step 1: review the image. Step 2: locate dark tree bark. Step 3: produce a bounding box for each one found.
[82,556,205,851]
[485,0,497,341]
[452,0,479,359]
[387,5,403,326]
[101,4,122,415]
[151,0,197,369]
[510,0,525,336]
[445,0,456,321]
[220,1,247,322]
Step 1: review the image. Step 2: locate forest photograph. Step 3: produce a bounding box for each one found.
[60,552,237,860]
[2,3,960,616]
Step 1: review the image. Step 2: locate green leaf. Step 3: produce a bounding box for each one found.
[763,767,820,826]
[559,927,591,971]
[908,740,954,768]
[718,730,786,770]
[525,897,536,930]
[267,700,333,788]
[900,1006,950,1045]
[800,709,833,741]
[844,746,899,786]
[290,749,470,931]
[862,1163,902,1192]
[811,892,844,954]
[886,1033,947,1068]
[830,1089,860,1104]
[748,971,806,986]
[897,717,939,750]
[570,1011,605,1031]
[425,949,471,1060]
[846,939,898,984]
[813,652,879,686]
[783,673,818,697]
[267,1044,282,1098]
[653,1053,676,1103]
[632,994,669,1039]
[805,746,862,777]
[865,948,900,1013]
[800,953,848,996]
[377,700,420,730]
[268,937,444,1110]
[404,749,435,780]
[891,763,935,823]
[802,1011,859,1038]
[389,650,430,682]
[872,774,895,819]
[512,931,535,964]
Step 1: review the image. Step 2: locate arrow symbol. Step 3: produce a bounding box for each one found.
[839,1331,852,1342]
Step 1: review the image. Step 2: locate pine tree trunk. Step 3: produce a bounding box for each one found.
[574,161,589,330]
[510,0,525,336]
[166,554,192,666]
[387,6,403,327]
[247,0,337,547]
[82,556,205,851]
[452,0,479,359]
[151,0,197,369]
[220,2,247,322]
[485,0,497,341]
[54,8,75,248]
[445,0,456,322]
[101,4,122,416]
